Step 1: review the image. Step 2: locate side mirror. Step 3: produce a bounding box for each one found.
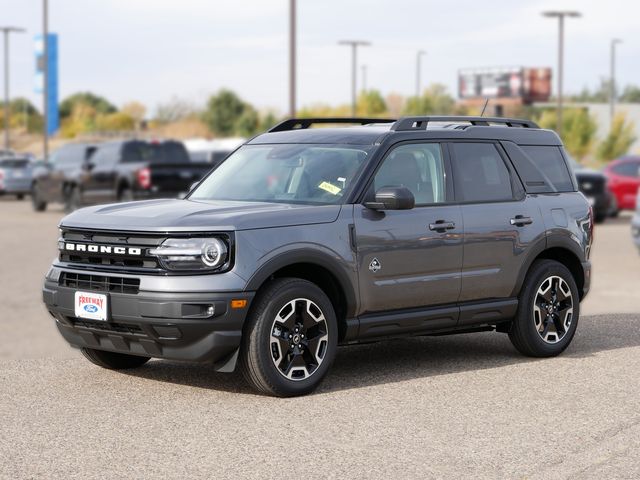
[365,186,415,210]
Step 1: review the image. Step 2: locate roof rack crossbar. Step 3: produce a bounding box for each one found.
[391,116,539,131]
[268,117,396,133]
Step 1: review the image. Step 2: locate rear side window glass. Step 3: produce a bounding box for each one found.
[451,143,513,202]
[520,146,574,191]
[611,162,640,177]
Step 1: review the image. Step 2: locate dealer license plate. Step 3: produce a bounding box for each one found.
[74,291,108,321]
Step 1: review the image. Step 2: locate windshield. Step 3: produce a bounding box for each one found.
[190,144,373,205]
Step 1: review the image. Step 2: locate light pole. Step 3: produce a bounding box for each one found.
[289,0,296,117]
[361,65,367,92]
[416,50,426,98]
[43,0,49,161]
[338,40,371,116]
[610,38,622,126]
[542,10,581,137]
[1,26,25,150]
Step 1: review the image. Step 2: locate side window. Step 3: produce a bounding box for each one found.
[451,143,513,202]
[91,145,119,166]
[374,143,446,205]
[612,162,640,178]
[521,145,574,191]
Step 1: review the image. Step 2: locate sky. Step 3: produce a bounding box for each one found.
[1,0,639,116]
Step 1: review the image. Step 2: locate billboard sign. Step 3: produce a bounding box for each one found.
[458,67,551,103]
[34,34,59,135]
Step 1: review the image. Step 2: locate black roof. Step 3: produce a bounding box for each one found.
[249,116,561,147]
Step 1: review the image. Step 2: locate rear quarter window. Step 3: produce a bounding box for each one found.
[520,146,574,192]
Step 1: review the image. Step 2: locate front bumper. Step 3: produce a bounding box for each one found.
[581,260,592,299]
[43,275,254,371]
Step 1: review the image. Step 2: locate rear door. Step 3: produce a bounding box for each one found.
[449,142,544,314]
[354,142,463,323]
[83,144,120,204]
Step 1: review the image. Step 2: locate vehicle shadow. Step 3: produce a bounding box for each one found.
[122,314,640,396]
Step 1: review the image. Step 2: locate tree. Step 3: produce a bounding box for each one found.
[95,112,135,131]
[619,85,640,103]
[154,97,197,124]
[596,113,636,162]
[402,83,456,115]
[356,89,387,116]
[202,89,249,136]
[122,101,146,124]
[537,108,598,160]
[235,107,260,137]
[259,111,279,133]
[59,92,116,119]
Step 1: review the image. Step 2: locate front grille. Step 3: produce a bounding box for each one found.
[58,229,165,273]
[71,318,145,335]
[60,271,140,294]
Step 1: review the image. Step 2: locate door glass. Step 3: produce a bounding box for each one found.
[451,143,513,202]
[374,143,446,205]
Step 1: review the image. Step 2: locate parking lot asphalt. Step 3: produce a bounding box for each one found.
[1,198,639,479]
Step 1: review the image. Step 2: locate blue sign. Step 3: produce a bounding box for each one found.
[34,34,59,136]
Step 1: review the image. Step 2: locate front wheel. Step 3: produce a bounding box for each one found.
[239,278,338,397]
[31,183,47,212]
[81,348,150,370]
[509,260,580,357]
[64,185,82,212]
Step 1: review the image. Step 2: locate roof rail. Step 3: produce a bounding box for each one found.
[391,116,539,131]
[268,117,396,133]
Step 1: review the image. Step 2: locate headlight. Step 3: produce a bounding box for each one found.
[149,237,229,271]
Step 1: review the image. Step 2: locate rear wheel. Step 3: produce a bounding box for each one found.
[81,348,150,370]
[16,194,24,200]
[239,278,338,397]
[118,187,134,202]
[31,183,47,212]
[509,260,580,357]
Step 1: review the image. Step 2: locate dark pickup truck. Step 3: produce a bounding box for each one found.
[32,140,212,212]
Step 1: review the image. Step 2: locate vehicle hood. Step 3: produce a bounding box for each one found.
[60,199,342,232]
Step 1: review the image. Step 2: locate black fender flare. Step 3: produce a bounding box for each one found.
[511,232,586,297]
[245,248,358,318]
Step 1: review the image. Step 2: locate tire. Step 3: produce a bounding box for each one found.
[509,259,580,357]
[31,183,47,212]
[16,194,24,200]
[64,185,82,213]
[594,211,607,224]
[81,348,150,370]
[118,187,134,202]
[239,278,338,397]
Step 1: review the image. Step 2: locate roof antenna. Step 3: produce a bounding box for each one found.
[480,98,490,117]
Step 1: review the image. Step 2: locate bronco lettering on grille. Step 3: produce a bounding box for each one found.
[62,243,142,256]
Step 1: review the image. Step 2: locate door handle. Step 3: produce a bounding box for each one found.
[510,215,533,226]
[429,220,456,231]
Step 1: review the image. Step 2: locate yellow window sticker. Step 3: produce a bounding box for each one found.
[318,181,342,195]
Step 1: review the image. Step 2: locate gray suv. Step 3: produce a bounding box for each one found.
[42,116,593,396]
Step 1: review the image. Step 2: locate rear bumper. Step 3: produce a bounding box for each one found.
[43,278,254,371]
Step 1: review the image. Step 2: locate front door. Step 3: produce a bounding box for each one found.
[354,142,463,317]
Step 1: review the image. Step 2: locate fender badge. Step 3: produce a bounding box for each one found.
[369,258,381,273]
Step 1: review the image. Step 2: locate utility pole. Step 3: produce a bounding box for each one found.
[289,0,296,117]
[338,40,371,116]
[1,26,25,150]
[416,50,426,98]
[542,10,581,137]
[43,0,49,161]
[361,65,367,92]
[610,38,622,126]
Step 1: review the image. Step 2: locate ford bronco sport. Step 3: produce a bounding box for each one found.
[42,116,593,397]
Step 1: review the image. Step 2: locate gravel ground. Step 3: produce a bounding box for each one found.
[1,198,639,479]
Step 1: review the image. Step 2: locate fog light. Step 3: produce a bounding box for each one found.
[206,305,215,317]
